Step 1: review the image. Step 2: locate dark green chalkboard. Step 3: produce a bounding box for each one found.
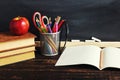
[0,0,120,41]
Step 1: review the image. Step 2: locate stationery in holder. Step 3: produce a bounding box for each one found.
[55,45,120,70]
[33,11,69,56]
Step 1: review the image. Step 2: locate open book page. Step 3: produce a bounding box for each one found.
[102,47,120,69]
[55,45,101,69]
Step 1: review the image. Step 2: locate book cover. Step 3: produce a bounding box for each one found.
[0,51,35,66]
[0,32,36,42]
[0,32,36,52]
[0,45,35,58]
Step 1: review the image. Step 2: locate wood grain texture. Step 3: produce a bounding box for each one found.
[0,50,120,80]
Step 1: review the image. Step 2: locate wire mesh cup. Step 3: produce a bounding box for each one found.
[40,32,60,56]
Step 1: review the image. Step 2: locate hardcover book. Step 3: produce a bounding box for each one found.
[0,45,35,58]
[0,51,35,66]
[0,32,36,52]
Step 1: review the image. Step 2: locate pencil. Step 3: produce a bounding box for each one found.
[44,36,57,53]
[35,19,57,52]
[37,28,57,52]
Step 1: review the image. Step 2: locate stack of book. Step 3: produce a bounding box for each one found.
[0,32,36,66]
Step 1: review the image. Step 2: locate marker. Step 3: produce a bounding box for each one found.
[58,20,65,31]
[47,24,52,33]
[54,22,58,32]
[47,17,52,33]
[48,17,52,26]
[52,16,61,32]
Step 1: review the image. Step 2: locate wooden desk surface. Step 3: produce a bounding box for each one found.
[0,50,120,80]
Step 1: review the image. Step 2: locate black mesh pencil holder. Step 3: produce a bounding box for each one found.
[58,20,69,54]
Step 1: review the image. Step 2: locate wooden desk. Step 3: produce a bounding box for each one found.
[0,50,120,80]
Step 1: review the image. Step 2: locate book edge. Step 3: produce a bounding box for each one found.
[0,51,35,66]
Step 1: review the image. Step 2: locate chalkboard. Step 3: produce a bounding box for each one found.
[0,0,120,41]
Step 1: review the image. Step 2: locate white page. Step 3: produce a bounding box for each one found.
[102,47,120,69]
[55,45,101,69]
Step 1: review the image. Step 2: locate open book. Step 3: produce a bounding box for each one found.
[55,45,120,70]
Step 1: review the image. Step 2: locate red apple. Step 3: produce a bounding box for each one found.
[9,16,30,35]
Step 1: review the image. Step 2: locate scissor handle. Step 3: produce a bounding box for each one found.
[33,12,48,33]
[41,16,49,28]
[32,12,42,32]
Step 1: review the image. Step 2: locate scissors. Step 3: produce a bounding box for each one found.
[33,12,49,33]
[32,12,57,52]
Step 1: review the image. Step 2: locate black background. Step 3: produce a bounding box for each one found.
[0,0,120,41]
